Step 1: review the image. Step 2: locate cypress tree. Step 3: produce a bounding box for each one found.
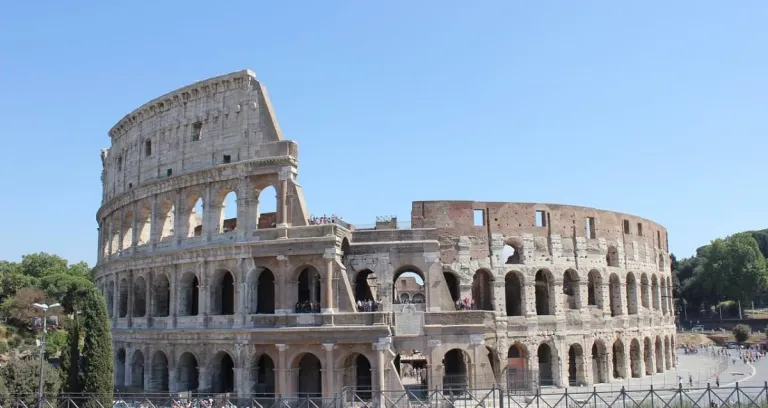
[60,314,82,394]
[80,287,113,408]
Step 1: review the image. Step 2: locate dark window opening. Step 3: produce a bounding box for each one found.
[191,122,202,141]
[637,223,643,236]
[223,155,231,164]
[117,156,123,171]
[586,217,596,239]
[656,231,661,248]
[166,169,172,177]
[145,140,152,157]
[128,183,133,189]
[623,220,631,234]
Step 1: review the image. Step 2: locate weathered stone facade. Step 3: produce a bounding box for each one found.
[94,70,676,398]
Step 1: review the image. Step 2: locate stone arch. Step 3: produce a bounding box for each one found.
[132,275,147,317]
[444,271,460,302]
[412,293,425,303]
[664,336,672,369]
[591,340,608,384]
[393,266,425,305]
[256,185,278,229]
[612,339,626,379]
[567,343,587,386]
[609,273,623,317]
[251,353,276,395]
[157,199,175,241]
[297,266,322,313]
[186,194,204,237]
[660,278,669,315]
[399,293,410,303]
[472,269,494,311]
[177,352,199,392]
[537,343,556,386]
[505,271,524,316]
[293,352,323,397]
[353,269,376,303]
[106,281,115,318]
[178,272,199,316]
[121,210,134,250]
[208,351,236,394]
[562,269,580,310]
[640,273,650,309]
[210,269,236,316]
[629,338,642,378]
[606,245,619,267]
[219,189,238,233]
[116,348,126,386]
[503,239,522,264]
[136,204,152,245]
[626,272,638,315]
[655,336,663,373]
[341,353,373,400]
[651,275,660,310]
[534,269,555,315]
[152,273,170,317]
[130,350,145,389]
[150,350,169,392]
[587,270,604,309]
[443,348,470,392]
[248,268,275,314]
[643,337,653,376]
[118,277,129,318]
[506,343,529,390]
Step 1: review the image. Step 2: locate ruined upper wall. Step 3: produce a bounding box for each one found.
[411,201,669,265]
[100,69,292,204]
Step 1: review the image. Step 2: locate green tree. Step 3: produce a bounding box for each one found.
[19,253,69,279]
[67,261,91,278]
[0,261,37,299]
[38,273,94,314]
[0,358,61,407]
[80,288,113,407]
[60,316,82,394]
[733,324,752,343]
[0,287,50,327]
[701,233,768,302]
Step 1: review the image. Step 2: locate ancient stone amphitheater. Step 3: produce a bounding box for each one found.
[93,70,677,399]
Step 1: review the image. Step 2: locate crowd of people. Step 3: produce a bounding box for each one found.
[294,301,321,313]
[308,214,344,225]
[455,297,475,310]
[356,299,382,312]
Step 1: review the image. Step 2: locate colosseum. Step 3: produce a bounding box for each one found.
[93,69,677,400]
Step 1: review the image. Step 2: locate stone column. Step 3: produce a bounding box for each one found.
[323,250,336,313]
[170,266,178,328]
[322,344,335,398]
[117,211,125,254]
[127,270,134,327]
[125,346,133,388]
[525,282,537,318]
[198,366,209,393]
[374,341,387,393]
[276,344,290,397]
[235,343,246,400]
[131,202,139,248]
[146,271,153,326]
[276,255,290,314]
[279,180,288,226]
[112,273,119,322]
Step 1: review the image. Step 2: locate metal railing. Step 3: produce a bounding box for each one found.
[4,383,768,408]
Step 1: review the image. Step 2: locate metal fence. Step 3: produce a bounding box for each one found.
[4,384,768,408]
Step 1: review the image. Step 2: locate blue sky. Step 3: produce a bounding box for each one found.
[1,1,766,267]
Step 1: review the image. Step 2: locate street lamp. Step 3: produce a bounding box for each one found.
[32,302,60,408]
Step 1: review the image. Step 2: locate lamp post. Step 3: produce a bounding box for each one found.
[33,302,60,408]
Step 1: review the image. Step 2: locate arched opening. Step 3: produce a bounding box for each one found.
[399,293,410,303]
[443,272,460,302]
[443,349,469,394]
[209,351,235,394]
[248,268,275,314]
[109,217,119,254]
[609,273,622,317]
[257,185,278,229]
[178,273,199,316]
[655,336,663,373]
[537,344,554,386]
[210,270,235,315]
[187,196,204,237]
[354,270,376,303]
[251,354,276,395]
[506,343,529,390]
[503,242,522,264]
[136,205,151,245]
[587,270,603,308]
[296,353,322,397]
[393,268,425,306]
[643,338,653,376]
[132,276,147,317]
[177,352,199,392]
[534,269,554,315]
[629,339,642,378]
[297,267,321,313]
[606,246,619,267]
[505,272,524,316]
[220,191,238,233]
[412,293,425,303]
[626,273,638,315]
[342,354,372,400]
[116,349,126,386]
[152,274,171,317]
[591,340,608,384]
[660,279,669,315]
[562,269,580,310]
[158,199,175,241]
[651,275,660,310]
[150,351,169,392]
[664,336,672,370]
[640,274,650,309]
[118,278,129,318]
[472,269,494,311]
[121,211,134,250]
[131,350,145,390]
[612,340,626,379]
[106,281,115,318]
[567,344,586,386]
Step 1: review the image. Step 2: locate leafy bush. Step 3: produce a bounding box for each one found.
[7,338,18,349]
[733,324,752,343]
[45,330,67,355]
[0,341,8,354]
[0,358,60,407]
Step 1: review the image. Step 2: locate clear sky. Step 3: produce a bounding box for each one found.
[1,1,766,267]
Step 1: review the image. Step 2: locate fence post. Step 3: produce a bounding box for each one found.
[621,386,626,408]
[650,384,654,408]
[736,382,741,407]
[706,382,711,408]
[678,382,683,408]
[499,386,505,408]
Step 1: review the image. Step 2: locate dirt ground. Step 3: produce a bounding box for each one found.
[677,332,716,346]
